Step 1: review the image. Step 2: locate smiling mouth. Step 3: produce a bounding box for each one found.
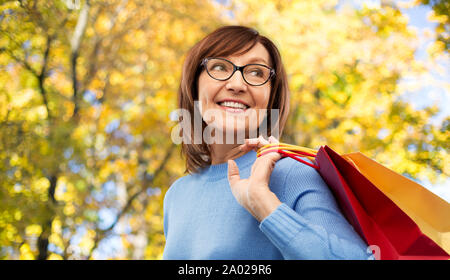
[216,103,249,114]
[216,101,250,113]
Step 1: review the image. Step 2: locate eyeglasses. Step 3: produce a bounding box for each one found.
[200,57,275,86]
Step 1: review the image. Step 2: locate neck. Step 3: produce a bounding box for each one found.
[209,142,248,165]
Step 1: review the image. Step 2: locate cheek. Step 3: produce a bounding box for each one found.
[197,74,222,124]
[197,74,207,101]
[253,89,271,124]
[257,89,271,108]
[198,74,220,106]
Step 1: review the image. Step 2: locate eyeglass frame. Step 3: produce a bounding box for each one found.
[200,57,276,86]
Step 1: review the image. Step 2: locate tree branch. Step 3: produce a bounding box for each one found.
[0,48,39,77]
[78,0,129,97]
[71,0,91,118]
[37,174,59,260]
[86,143,176,259]
[37,34,54,120]
[0,31,53,120]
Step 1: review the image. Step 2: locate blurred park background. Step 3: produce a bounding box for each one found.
[0,0,448,259]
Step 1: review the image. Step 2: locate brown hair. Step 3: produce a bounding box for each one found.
[177,25,290,174]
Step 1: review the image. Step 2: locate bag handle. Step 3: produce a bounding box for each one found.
[257,143,320,170]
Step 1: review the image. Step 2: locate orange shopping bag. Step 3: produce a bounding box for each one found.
[342,152,450,255]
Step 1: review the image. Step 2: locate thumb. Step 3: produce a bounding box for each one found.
[227,159,240,185]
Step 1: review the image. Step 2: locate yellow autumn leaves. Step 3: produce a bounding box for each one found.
[0,0,448,259]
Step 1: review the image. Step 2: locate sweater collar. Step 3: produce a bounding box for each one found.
[202,150,257,181]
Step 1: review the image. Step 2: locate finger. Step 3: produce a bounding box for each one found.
[269,136,279,144]
[252,135,271,153]
[239,137,261,152]
[242,136,270,151]
[227,159,241,186]
[258,135,270,147]
[251,152,282,182]
[238,140,252,152]
[259,149,282,162]
[247,138,259,145]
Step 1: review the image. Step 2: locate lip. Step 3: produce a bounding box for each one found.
[217,104,247,113]
[216,99,250,108]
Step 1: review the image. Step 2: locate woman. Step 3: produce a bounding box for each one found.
[163,25,372,260]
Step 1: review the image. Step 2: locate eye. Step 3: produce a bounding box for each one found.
[211,63,228,71]
[247,67,264,77]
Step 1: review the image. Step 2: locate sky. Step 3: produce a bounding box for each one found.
[396,2,450,203]
[345,0,449,203]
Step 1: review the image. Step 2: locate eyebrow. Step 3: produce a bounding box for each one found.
[223,56,271,67]
[246,57,270,65]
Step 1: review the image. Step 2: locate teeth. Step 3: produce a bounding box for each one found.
[219,101,248,109]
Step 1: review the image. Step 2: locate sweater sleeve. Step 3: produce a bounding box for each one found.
[163,176,185,239]
[259,161,374,260]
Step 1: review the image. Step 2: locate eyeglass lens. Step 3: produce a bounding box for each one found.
[205,58,271,86]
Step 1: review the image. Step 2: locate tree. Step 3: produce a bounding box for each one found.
[0,0,447,259]
[227,0,448,184]
[419,0,450,52]
[0,0,222,259]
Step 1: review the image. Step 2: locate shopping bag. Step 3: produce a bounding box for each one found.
[342,152,450,255]
[257,143,450,260]
[322,145,449,259]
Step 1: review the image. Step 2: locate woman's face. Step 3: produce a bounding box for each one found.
[197,42,272,142]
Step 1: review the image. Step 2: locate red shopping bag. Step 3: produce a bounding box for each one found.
[318,146,448,260]
[258,144,449,260]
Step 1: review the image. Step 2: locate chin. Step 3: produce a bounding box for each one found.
[203,124,245,145]
[222,125,261,144]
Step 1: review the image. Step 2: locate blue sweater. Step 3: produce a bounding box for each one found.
[163,150,373,260]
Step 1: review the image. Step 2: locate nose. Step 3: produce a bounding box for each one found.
[225,70,248,93]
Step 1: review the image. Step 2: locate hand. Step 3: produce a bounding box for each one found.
[227,135,283,222]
